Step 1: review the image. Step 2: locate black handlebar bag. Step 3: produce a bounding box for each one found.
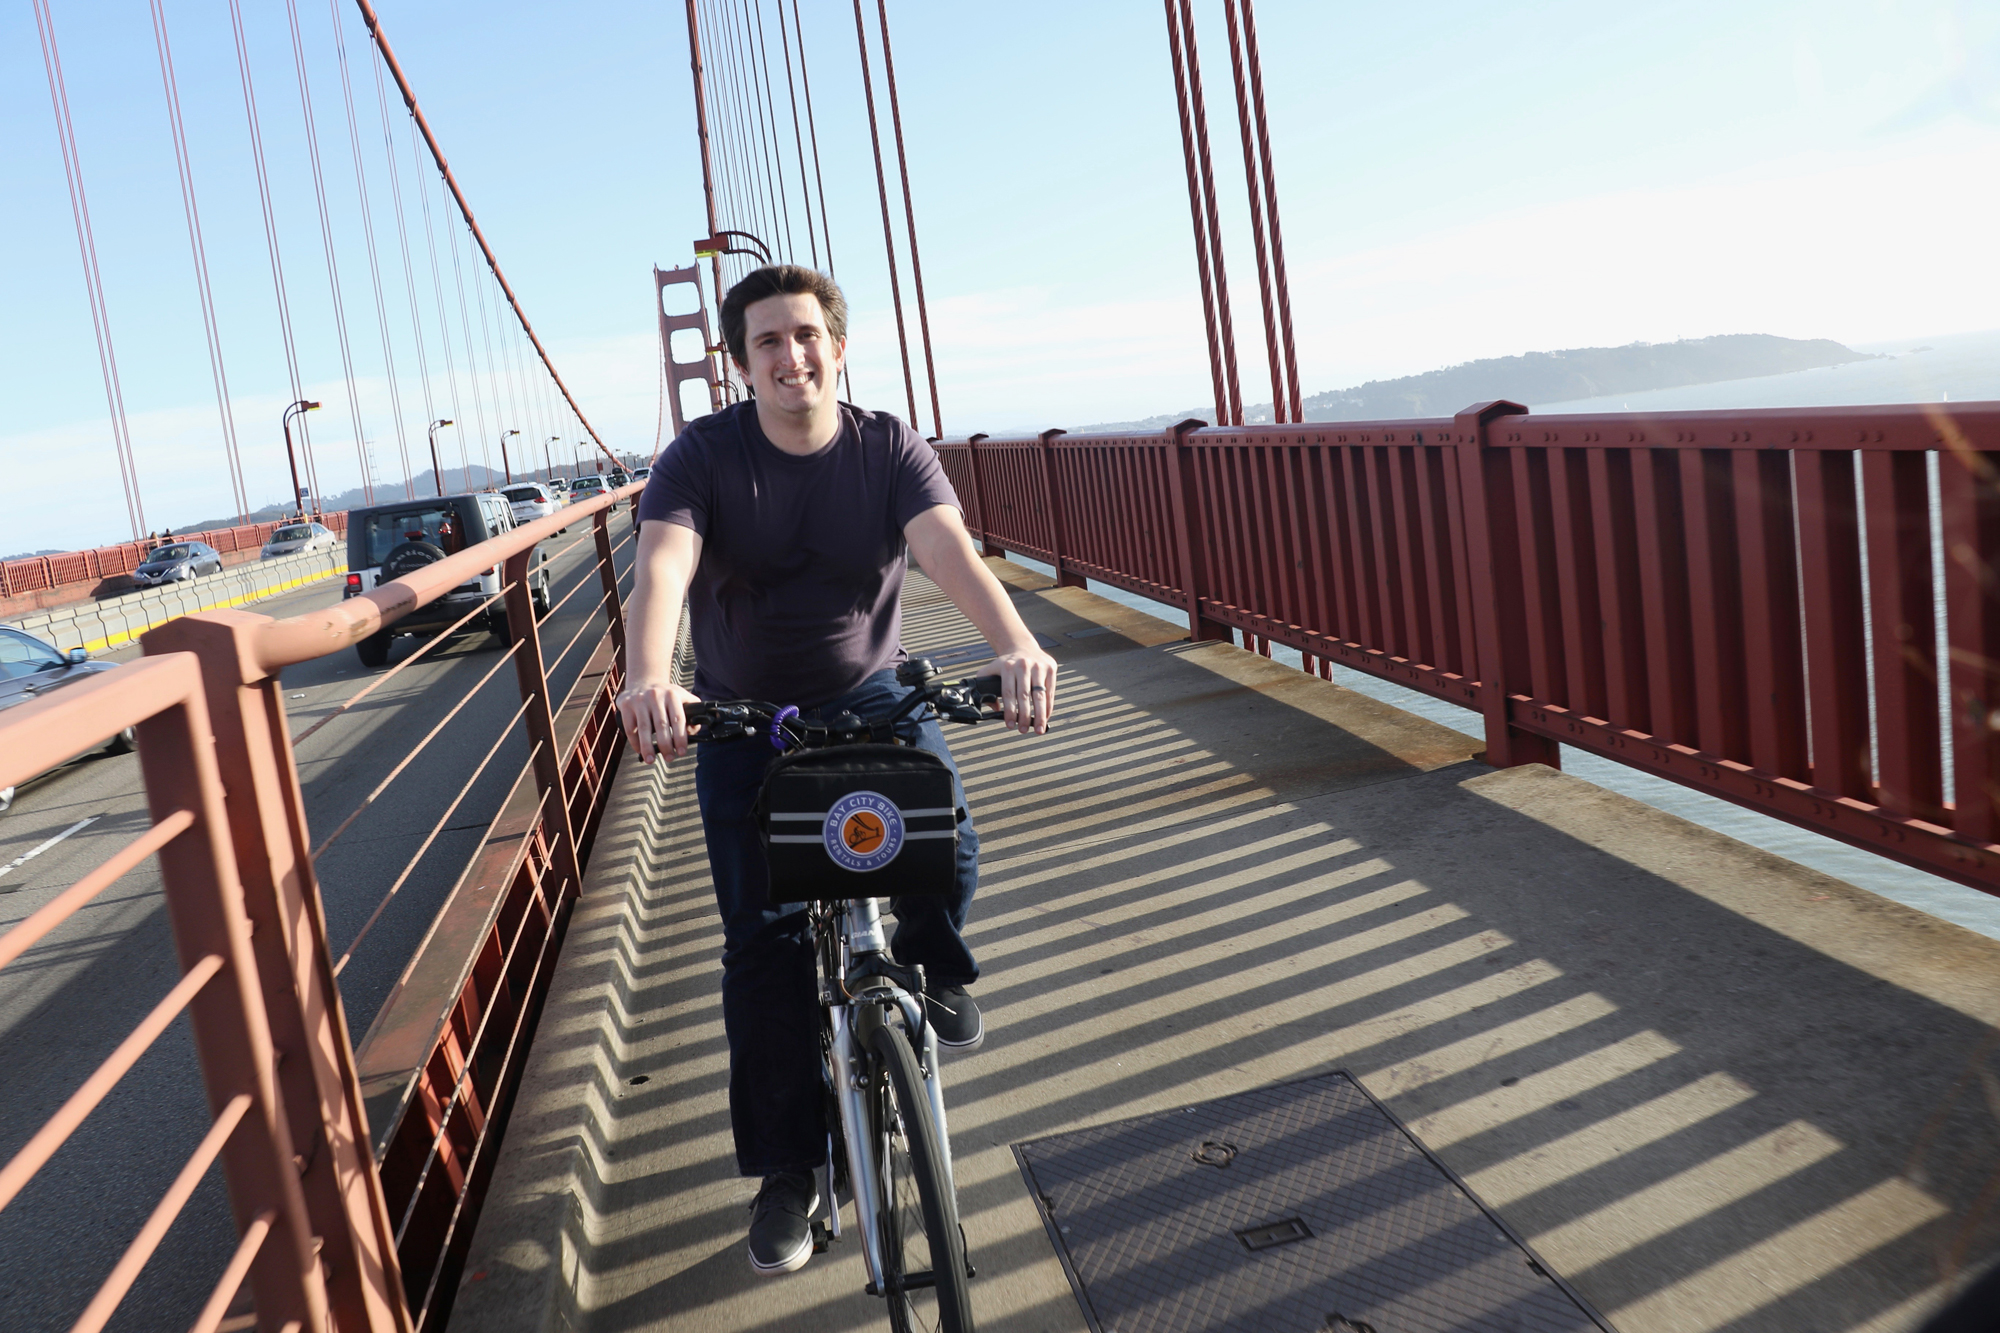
[756,744,960,904]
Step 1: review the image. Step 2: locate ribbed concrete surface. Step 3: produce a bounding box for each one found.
[452,558,2000,1333]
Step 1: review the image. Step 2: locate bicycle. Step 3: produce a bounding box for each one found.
[685,659,1000,1333]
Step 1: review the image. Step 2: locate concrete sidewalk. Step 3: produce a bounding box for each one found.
[452,558,2000,1333]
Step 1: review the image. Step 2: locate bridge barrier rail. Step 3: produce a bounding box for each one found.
[0,510,351,608]
[936,400,2000,897]
[6,543,347,655]
[0,481,644,1333]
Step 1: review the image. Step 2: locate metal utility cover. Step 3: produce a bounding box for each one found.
[1014,1071,1614,1333]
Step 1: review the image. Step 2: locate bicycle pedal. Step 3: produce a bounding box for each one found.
[811,1220,833,1254]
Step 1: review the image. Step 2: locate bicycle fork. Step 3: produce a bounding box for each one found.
[826,898,957,1292]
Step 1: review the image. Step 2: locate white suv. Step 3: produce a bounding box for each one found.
[501,482,558,526]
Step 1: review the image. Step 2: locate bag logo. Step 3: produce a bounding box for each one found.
[824,791,905,872]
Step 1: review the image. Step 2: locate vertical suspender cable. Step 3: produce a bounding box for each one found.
[789,0,850,399]
[35,0,145,538]
[285,0,376,503]
[774,0,816,268]
[791,0,838,281]
[1236,0,1301,421]
[1176,0,1242,426]
[409,118,469,486]
[229,0,313,515]
[327,0,415,495]
[147,0,250,525]
[1164,0,1237,426]
[351,0,617,466]
[369,43,439,474]
[873,0,940,439]
[850,0,920,431]
[443,205,493,477]
[477,268,521,453]
[720,0,777,261]
[749,0,795,261]
[1220,0,1283,422]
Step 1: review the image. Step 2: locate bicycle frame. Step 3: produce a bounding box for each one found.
[819,896,954,1290]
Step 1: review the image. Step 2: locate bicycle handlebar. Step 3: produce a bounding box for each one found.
[683,661,1004,752]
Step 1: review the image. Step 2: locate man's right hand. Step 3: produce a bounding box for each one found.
[617,680,703,764]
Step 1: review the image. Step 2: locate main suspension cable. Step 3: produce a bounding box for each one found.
[352,0,616,463]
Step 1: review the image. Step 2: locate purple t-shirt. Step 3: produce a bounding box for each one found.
[637,400,960,706]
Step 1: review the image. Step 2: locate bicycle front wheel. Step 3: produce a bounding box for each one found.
[867,1021,973,1333]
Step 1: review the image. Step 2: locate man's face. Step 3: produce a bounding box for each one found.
[736,292,844,416]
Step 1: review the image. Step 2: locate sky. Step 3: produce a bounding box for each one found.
[3,0,1998,554]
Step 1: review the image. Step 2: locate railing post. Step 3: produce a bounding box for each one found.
[592,507,627,676]
[143,611,412,1332]
[503,549,584,901]
[1039,428,1086,588]
[966,433,1003,559]
[132,657,336,1333]
[1164,417,1232,642]
[1451,400,1561,769]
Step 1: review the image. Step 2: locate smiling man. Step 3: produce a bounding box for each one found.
[616,264,1057,1276]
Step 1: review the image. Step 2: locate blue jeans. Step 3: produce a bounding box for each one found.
[693,669,981,1176]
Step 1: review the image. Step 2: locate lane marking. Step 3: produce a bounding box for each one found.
[0,815,103,881]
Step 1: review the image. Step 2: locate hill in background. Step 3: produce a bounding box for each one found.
[1080,333,1878,432]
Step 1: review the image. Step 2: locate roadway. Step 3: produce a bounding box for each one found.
[0,511,638,1332]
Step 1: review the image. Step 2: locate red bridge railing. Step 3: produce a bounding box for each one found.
[1,511,352,600]
[0,484,642,1332]
[937,400,2000,896]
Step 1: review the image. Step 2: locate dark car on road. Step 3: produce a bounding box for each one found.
[0,626,129,813]
[343,492,551,669]
[132,540,223,588]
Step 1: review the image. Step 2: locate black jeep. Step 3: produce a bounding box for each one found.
[342,492,552,669]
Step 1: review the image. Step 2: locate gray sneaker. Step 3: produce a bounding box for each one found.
[747,1171,819,1275]
[925,984,985,1052]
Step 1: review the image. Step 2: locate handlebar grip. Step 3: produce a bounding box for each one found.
[967,675,1002,702]
[682,701,712,726]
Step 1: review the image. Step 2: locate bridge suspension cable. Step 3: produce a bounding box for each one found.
[1163,0,1301,427]
[683,0,936,427]
[327,0,416,498]
[33,0,145,540]
[148,0,252,526]
[285,0,376,506]
[352,0,620,470]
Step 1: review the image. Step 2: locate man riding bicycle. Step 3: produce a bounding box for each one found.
[615,264,1058,1278]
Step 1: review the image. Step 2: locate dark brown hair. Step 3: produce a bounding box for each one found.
[719,265,849,367]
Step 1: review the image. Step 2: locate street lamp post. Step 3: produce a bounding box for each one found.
[282,400,321,518]
[543,436,558,485]
[499,429,519,484]
[428,419,455,497]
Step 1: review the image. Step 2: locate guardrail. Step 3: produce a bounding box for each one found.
[937,401,2000,897]
[6,544,347,654]
[0,481,644,1332]
[1,511,350,602]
